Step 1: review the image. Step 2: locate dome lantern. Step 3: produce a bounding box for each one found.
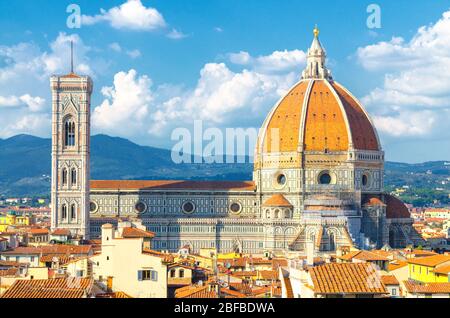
[301,25,332,80]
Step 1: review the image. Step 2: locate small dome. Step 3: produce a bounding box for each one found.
[385,195,411,219]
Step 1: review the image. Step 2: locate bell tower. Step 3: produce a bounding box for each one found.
[50,42,93,239]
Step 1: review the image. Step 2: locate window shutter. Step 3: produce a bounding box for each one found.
[138,270,143,281]
[152,270,158,281]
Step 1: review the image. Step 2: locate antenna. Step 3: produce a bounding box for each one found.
[70,40,74,73]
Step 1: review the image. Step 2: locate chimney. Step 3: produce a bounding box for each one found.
[306,241,314,266]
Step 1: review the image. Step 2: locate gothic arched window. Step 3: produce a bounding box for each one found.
[70,204,76,220]
[62,204,67,220]
[274,209,280,219]
[71,168,77,186]
[64,118,76,147]
[329,232,336,251]
[62,168,68,186]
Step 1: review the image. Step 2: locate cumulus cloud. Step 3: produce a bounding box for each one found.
[0,94,45,112]
[82,0,166,31]
[0,33,93,138]
[92,50,305,141]
[92,69,153,137]
[228,49,306,73]
[356,10,450,138]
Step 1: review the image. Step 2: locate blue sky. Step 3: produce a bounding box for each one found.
[0,0,449,162]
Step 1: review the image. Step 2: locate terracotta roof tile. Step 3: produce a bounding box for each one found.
[1,278,93,298]
[262,194,293,207]
[309,263,387,295]
[380,275,399,285]
[51,229,71,236]
[122,227,155,238]
[90,180,255,191]
[388,260,408,271]
[403,281,450,294]
[407,254,450,267]
[385,194,410,219]
[433,264,450,275]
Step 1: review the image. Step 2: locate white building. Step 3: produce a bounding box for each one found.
[91,221,169,298]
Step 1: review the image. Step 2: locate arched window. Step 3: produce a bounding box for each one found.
[274,209,280,219]
[266,210,271,219]
[170,269,176,278]
[284,210,291,219]
[70,204,76,220]
[329,232,335,251]
[62,204,67,220]
[179,269,184,278]
[62,168,68,186]
[64,118,76,147]
[71,168,77,185]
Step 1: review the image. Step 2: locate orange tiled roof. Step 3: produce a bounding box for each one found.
[387,260,408,271]
[272,258,288,270]
[0,245,92,256]
[258,79,380,155]
[1,278,93,298]
[403,281,450,294]
[175,285,218,298]
[96,291,132,298]
[261,81,308,153]
[262,194,293,207]
[51,229,71,236]
[339,250,389,262]
[433,264,450,275]
[258,270,278,280]
[380,275,399,285]
[28,228,49,235]
[0,268,19,277]
[385,194,411,219]
[90,180,255,191]
[0,260,22,267]
[122,227,155,239]
[407,254,450,267]
[309,263,387,295]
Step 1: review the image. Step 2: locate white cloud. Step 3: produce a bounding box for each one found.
[214,27,223,33]
[0,33,93,137]
[92,49,305,141]
[167,29,188,40]
[92,69,153,137]
[82,0,166,31]
[0,113,50,138]
[228,49,306,73]
[109,42,122,52]
[356,10,450,138]
[0,94,45,112]
[126,49,141,59]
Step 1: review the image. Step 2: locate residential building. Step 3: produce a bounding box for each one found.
[91,222,169,298]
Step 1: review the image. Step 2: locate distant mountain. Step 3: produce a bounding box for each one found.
[0,134,449,202]
[0,134,251,196]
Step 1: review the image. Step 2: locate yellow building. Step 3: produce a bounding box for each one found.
[408,254,450,283]
[0,211,34,232]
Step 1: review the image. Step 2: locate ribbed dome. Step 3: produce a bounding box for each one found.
[256,78,380,155]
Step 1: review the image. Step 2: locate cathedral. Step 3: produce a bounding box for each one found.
[50,27,421,255]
